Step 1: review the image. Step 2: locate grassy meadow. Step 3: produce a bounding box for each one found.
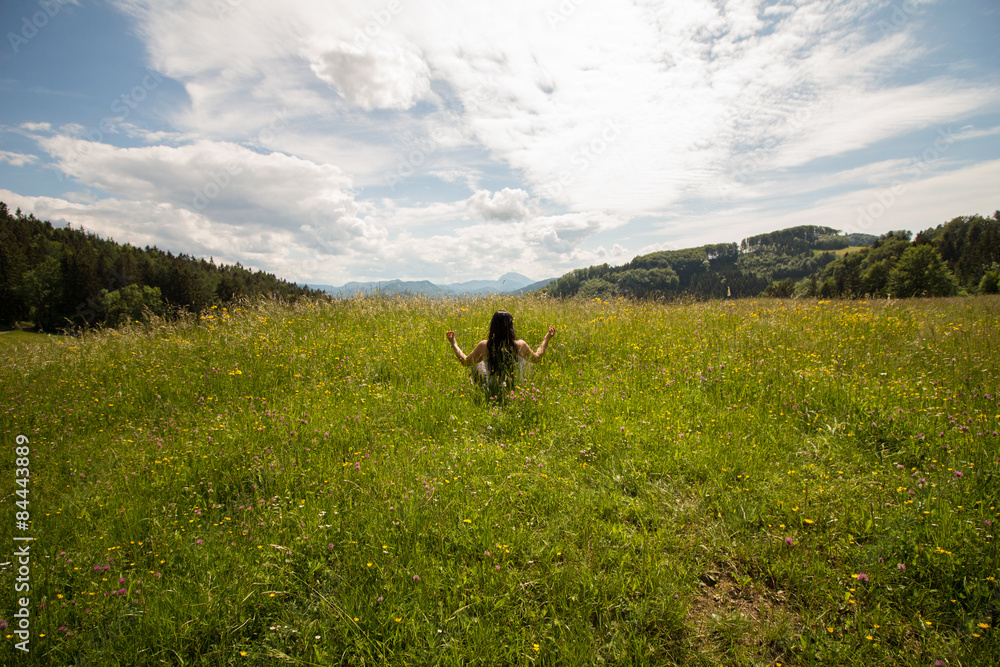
[1,295,998,666]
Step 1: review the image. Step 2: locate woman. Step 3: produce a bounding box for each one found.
[446,310,556,397]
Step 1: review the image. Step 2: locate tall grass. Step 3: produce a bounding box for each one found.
[1,295,997,665]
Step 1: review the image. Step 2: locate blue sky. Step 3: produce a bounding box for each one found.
[1,0,998,285]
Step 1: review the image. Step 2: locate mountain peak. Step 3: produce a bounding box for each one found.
[497,272,532,287]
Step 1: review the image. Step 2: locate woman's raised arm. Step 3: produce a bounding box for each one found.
[518,326,556,363]
[446,331,487,367]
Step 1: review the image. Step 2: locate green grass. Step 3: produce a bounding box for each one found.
[0,330,58,347]
[1,295,998,666]
[812,246,869,257]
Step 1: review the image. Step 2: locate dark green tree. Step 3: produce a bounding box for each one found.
[615,267,679,298]
[916,212,1000,290]
[763,278,796,298]
[577,278,616,299]
[101,285,166,326]
[14,255,66,330]
[886,245,958,297]
[978,263,1000,294]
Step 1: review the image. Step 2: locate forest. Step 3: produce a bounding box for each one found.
[546,213,1000,301]
[0,202,316,332]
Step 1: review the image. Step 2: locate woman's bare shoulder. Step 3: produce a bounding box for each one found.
[467,340,488,362]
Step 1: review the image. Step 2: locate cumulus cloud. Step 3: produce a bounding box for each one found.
[35,132,358,230]
[304,37,432,111]
[466,188,532,221]
[15,126,391,273]
[527,212,623,255]
[339,199,626,282]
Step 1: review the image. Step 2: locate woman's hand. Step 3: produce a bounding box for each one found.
[523,326,556,363]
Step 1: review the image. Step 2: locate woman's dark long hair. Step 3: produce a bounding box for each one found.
[486,310,517,381]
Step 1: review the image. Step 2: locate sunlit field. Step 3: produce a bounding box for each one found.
[1,295,998,666]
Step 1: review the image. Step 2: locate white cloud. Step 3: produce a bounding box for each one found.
[952,123,1000,142]
[527,212,622,255]
[106,0,998,218]
[466,188,532,221]
[14,125,394,276]
[427,167,482,191]
[35,133,360,233]
[19,122,52,132]
[770,80,1000,170]
[304,37,431,111]
[370,208,627,282]
[0,150,38,166]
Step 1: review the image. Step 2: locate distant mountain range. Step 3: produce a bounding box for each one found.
[307,272,556,298]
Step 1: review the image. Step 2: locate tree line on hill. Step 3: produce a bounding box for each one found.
[546,226,871,299]
[0,202,316,332]
[546,213,1000,301]
[4,203,997,332]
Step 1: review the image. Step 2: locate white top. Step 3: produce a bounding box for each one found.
[473,356,529,382]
